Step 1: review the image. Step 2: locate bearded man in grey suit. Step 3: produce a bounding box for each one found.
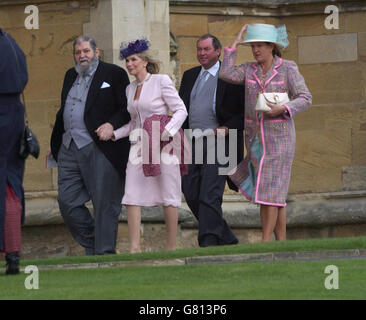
[50,36,130,255]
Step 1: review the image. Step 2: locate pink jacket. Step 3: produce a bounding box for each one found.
[113,74,187,141]
[219,47,312,206]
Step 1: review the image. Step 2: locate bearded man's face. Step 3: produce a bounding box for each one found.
[74,41,99,76]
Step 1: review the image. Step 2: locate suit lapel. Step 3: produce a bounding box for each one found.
[216,78,226,113]
[252,63,262,88]
[127,81,137,106]
[215,61,226,112]
[186,68,201,108]
[85,61,105,113]
[264,56,282,89]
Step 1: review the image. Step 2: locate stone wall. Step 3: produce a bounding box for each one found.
[0,0,365,258]
[170,0,366,194]
[0,0,171,193]
[2,0,364,196]
[1,0,94,192]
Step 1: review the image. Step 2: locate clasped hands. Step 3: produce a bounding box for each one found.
[96,124,174,142]
[95,122,114,141]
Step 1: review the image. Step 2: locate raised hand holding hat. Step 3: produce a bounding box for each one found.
[231,24,248,49]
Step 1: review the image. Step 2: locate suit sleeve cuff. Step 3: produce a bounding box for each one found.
[283,104,292,119]
[112,122,132,141]
[225,46,237,52]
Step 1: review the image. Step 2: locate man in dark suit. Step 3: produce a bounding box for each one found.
[50,36,130,255]
[179,34,244,247]
[0,28,28,274]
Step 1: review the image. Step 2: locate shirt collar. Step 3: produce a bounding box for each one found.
[200,60,220,77]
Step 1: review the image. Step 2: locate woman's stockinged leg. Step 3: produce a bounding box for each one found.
[126,205,142,253]
[163,205,178,251]
[260,205,279,242]
[274,206,286,241]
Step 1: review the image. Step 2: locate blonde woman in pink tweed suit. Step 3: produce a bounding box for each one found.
[219,24,312,241]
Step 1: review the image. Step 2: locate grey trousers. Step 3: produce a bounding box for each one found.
[57,140,123,255]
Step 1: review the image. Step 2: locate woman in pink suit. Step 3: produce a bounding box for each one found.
[219,24,312,242]
[97,39,187,253]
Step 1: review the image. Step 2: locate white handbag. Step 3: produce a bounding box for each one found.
[255,92,290,112]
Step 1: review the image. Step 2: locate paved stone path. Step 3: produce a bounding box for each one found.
[2,248,365,273]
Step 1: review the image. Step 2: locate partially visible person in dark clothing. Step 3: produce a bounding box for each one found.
[0,28,28,274]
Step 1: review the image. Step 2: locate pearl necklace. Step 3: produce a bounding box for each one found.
[137,73,151,86]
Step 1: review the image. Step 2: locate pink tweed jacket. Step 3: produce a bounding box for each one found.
[113,74,188,141]
[219,47,312,206]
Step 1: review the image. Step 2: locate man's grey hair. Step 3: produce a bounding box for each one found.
[73,36,97,53]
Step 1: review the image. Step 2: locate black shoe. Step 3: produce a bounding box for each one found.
[219,238,239,246]
[199,234,219,247]
[5,252,20,275]
[229,238,239,245]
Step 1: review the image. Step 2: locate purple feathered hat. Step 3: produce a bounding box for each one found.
[120,39,150,59]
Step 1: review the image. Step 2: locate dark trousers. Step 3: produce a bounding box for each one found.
[57,140,124,255]
[182,136,238,247]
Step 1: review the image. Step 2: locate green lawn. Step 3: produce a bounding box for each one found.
[0,259,365,299]
[0,236,365,300]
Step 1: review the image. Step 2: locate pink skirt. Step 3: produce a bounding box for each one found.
[122,150,182,207]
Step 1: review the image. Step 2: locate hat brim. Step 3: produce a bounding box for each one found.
[241,39,285,48]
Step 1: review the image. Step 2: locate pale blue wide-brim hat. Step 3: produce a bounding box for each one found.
[243,23,289,49]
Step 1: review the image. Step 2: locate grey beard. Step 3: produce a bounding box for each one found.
[74,56,98,77]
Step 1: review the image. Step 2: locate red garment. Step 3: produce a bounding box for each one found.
[0,184,22,253]
[142,114,188,177]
